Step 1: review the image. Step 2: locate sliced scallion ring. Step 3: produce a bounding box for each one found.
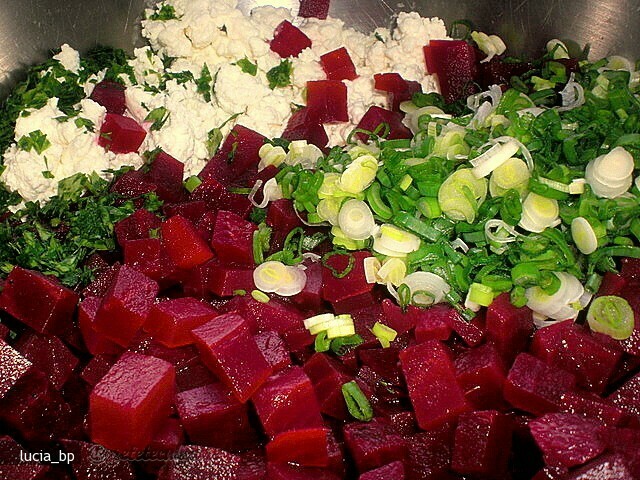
[587,295,634,340]
[338,199,376,241]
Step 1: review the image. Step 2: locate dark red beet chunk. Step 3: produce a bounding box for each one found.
[266,463,341,480]
[343,419,408,473]
[374,73,422,111]
[321,47,358,81]
[89,80,126,114]
[191,313,272,402]
[486,292,534,363]
[196,260,256,298]
[122,237,176,283]
[270,20,312,58]
[110,169,156,201]
[0,435,50,479]
[359,461,405,480]
[61,439,135,480]
[267,428,330,467]
[562,453,634,480]
[298,0,330,19]
[15,332,78,390]
[98,113,146,154]
[598,272,628,296]
[424,40,478,103]
[303,352,353,419]
[322,250,374,312]
[355,106,412,143]
[560,391,628,427]
[161,215,214,270]
[0,266,79,334]
[252,366,324,437]
[292,260,324,311]
[90,352,175,456]
[143,150,185,203]
[78,296,122,355]
[455,342,507,409]
[282,107,329,149]
[399,340,470,430]
[404,424,456,480]
[190,177,252,217]
[608,370,640,422]
[145,417,184,469]
[255,331,291,372]
[146,297,218,347]
[164,200,207,225]
[0,339,33,399]
[210,210,257,266]
[115,208,162,246]
[158,445,240,479]
[306,80,349,123]
[80,353,117,387]
[477,58,532,89]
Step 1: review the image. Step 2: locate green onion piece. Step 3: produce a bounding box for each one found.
[587,295,634,340]
[331,334,364,356]
[251,290,270,303]
[184,175,202,193]
[468,283,494,306]
[314,330,331,352]
[371,322,397,348]
[511,263,540,286]
[365,183,393,220]
[341,381,373,422]
[395,211,441,242]
[233,289,247,296]
[481,275,513,292]
[416,197,442,219]
[510,286,527,308]
[585,273,602,294]
[399,175,413,191]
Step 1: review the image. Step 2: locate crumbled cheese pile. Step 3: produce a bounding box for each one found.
[0,0,449,203]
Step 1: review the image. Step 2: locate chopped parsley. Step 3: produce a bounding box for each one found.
[236,57,258,76]
[266,60,293,89]
[74,117,95,132]
[17,130,51,154]
[196,64,213,102]
[145,106,170,131]
[41,170,54,179]
[148,4,179,21]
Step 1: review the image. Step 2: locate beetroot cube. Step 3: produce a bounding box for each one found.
[423,40,479,103]
[78,296,122,355]
[146,297,218,347]
[504,353,577,415]
[99,113,146,154]
[0,435,49,479]
[359,347,403,385]
[175,356,217,392]
[598,272,628,296]
[343,419,408,473]
[270,20,312,58]
[486,292,534,363]
[267,428,330,467]
[560,391,628,427]
[255,331,291,372]
[530,413,606,468]
[404,426,456,480]
[267,199,303,250]
[110,169,156,201]
[90,80,126,114]
[252,366,324,437]
[143,417,185,473]
[90,352,175,456]
[143,150,185,203]
[455,342,506,409]
[620,257,640,281]
[451,410,513,476]
[115,208,162,246]
[321,47,357,81]
[306,80,348,123]
[189,177,252,217]
[164,201,207,225]
[94,265,159,347]
[159,445,240,480]
[355,106,412,143]
[0,266,79,334]
[266,463,341,480]
[161,215,214,270]
[176,383,255,450]
[422,303,483,346]
[399,340,470,430]
[381,299,417,334]
[0,339,33,399]
[477,57,532,89]
[80,354,117,387]
[298,0,330,19]
[304,352,353,419]
[374,72,422,111]
[608,370,640,422]
[282,107,329,149]
[238,296,306,335]
[123,238,177,283]
[359,461,405,480]
[322,250,374,311]
[210,210,257,266]
[563,453,634,480]
[61,439,135,480]
[292,260,324,311]
[415,311,453,342]
[192,313,272,402]
[15,332,78,390]
[199,260,256,297]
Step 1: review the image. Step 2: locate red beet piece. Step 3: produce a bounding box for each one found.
[267,198,303,250]
[530,412,606,469]
[562,453,634,480]
[292,260,324,311]
[176,383,255,451]
[451,410,513,476]
[90,352,175,456]
[161,214,214,270]
[531,320,622,393]
[399,340,470,430]
[90,80,126,114]
[322,250,375,311]
[423,40,478,103]
[359,347,403,385]
[80,354,117,387]
[15,332,78,390]
[477,57,532,89]
[282,107,329,149]
[110,169,156,202]
[115,208,162,246]
[455,342,507,409]
[234,296,306,336]
[122,237,177,283]
[61,439,135,480]
[146,297,218,347]
[304,352,353,419]
[608,370,640,422]
[78,296,122,355]
[355,106,412,143]
[164,200,207,225]
[192,313,272,402]
[98,113,146,154]
[404,424,456,479]
[598,272,628,296]
[381,299,418,334]
[210,210,257,266]
[415,309,453,342]
[374,73,422,111]
[198,260,256,297]
[423,303,484,347]
[0,435,49,479]
[270,20,312,58]
[620,257,640,281]
[321,47,357,81]
[144,417,185,473]
[560,391,628,427]
[158,445,240,480]
[608,283,640,356]
[144,150,185,203]
[0,266,79,334]
[82,262,120,298]
[190,177,252,217]
[599,427,640,477]
[255,331,291,372]
[199,125,265,186]
[486,292,534,363]
[343,419,408,473]
[298,0,330,19]
[306,80,349,123]
[94,264,159,347]
[252,366,324,437]
[359,461,405,480]
[0,339,33,399]
[266,463,341,480]
[267,428,330,467]
[504,352,577,415]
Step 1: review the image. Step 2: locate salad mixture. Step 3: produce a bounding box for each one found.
[1,0,640,479]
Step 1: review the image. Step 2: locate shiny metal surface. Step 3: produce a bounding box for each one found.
[1,0,639,98]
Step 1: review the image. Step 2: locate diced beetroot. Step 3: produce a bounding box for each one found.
[399,340,470,430]
[195,209,218,243]
[530,413,606,468]
[455,342,507,409]
[282,107,329,149]
[359,461,405,480]
[404,423,456,480]
[267,428,330,467]
[0,266,79,334]
[0,435,50,479]
[146,297,218,347]
[321,47,357,81]
[422,303,484,347]
[477,58,532,89]
[451,410,513,477]
[90,352,175,456]
[374,73,422,111]
[620,257,640,281]
[164,200,207,225]
[80,353,117,387]
[270,20,312,58]
[144,417,184,472]
[380,299,418,334]
[252,366,324,437]
[322,251,375,311]
[292,260,324,311]
[255,331,291,372]
[306,80,349,123]
[122,237,177,283]
[158,445,240,480]
[190,177,252,217]
[175,355,217,392]
[415,310,453,342]
[599,427,640,477]
[0,339,34,399]
[358,347,403,386]
[176,383,255,450]
[94,265,159,347]
[15,332,78,390]
[110,169,156,201]
[343,419,408,473]
[61,439,135,480]
[238,450,267,480]
[89,80,126,114]
[423,40,478,103]
[266,198,303,251]
[265,463,341,480]
[504,353,577,415]
[210,210,257,266]
[199,125,266,186]
[608,283,640,356]
[486,292,534,363]
[143,150,185,203]
[161,215,214,270]
[199,260,256,297]
[115,208,162,246]
[355,106,412,143]
[303,352,353,419]
[598,272,628,296]
[99,113,146,154]
[192,313,272,402]
[238,296,306,335]
[559,391,628,427]
[607,370,640,422]
[82,262,120,298]
[78,296,122,355]
[562,453,635,480]
[298,0,330,19]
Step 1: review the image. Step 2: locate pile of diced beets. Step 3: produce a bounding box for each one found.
[1,7,638,479]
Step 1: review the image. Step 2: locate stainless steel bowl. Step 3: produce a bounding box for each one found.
[1,0,639,98]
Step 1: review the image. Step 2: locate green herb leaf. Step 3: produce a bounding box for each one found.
[74,117,95,132]
[236,57,258,76]
[148,4,180,21]
[266,60,293,90]
[41,170,54,179]
[196,64,213,102]
[17,130,51,154]
[145,107,170,131]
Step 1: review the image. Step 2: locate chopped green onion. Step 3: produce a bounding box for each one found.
[184,175,202,193]
[371,322,397,348]
[587,295,634,340]
[342,381,373,422]
[251,290,270,303]
[314,330,331,352]
[467,282,494,306]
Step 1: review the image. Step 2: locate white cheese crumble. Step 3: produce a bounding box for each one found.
[53,44,81,74]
